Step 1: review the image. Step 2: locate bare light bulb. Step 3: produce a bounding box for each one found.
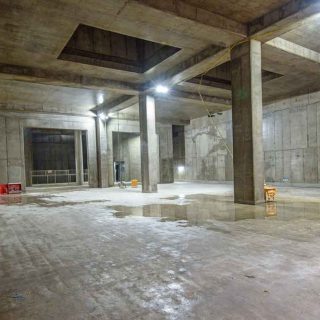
[155,85,169,94]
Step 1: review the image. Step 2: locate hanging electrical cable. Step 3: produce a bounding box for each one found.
[195,27,290,159]
[197,72,234,159]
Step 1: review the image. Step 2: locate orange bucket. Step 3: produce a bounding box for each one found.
[264,186,277,202]
[131,179,138,188]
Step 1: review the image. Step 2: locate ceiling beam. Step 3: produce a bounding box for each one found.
[98,95,138,114]
[164,90,231,107]
[266,37,320,64]
[186,76,231,90]
[131,0,247,41]
[96,87,231,115]
[0,63,140,95]
[249,0,320,42]
[151,1,320,90]
[147,46,230,89]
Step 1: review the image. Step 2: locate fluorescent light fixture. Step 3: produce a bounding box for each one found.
[155,84,169,94]
[97,93,104,104]
[108,112,115,118]
[178,166,185,174]
[98,112,108,120]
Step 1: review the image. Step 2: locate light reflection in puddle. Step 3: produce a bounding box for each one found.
[2,193,320,224]
[0,194,109,207]
[111,193,320,225]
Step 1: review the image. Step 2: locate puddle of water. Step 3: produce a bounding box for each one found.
[0,194,110,207]
[2,192,320,225]
[110,193,320,225]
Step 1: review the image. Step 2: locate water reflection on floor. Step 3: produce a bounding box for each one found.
[0,194,109,207]
[2,192,320,224]
[111,194,320,225]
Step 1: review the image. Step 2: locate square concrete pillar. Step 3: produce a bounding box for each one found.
[74,130,84,185]
[231,39,264,204]
[96,117,108,188]
[106,125,115,187]
[139,94,158,193]
[24,128,33,187]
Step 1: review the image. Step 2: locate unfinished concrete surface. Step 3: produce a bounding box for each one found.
[1,0,320,319]
[139,95,158,193]
[184,91,320,185]
[231,40,265,204]
[1,183,320,319]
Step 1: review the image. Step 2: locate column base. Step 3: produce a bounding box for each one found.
[234,199,265,205]
[142,185,158,193]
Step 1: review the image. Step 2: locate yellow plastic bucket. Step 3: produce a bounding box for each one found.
[131,179,138,188]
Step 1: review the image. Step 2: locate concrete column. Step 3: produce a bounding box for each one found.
[139,94,158,193]
[0,117,8,185]
[86,125,99,188]
[95,117,108,187]
[157,124,174,183]
[24,128,33,187]
[74,130,84,185]
[6,118,24,187]
[231,39,264,204]
[106,125,114,187]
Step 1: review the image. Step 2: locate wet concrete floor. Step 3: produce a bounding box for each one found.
[1,184,320,319]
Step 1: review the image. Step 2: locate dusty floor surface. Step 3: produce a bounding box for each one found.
[1,182,320,320]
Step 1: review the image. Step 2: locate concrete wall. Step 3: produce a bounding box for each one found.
[158,124,174,183]
[263,92,320,184]
[128,135,141,181]
[106,117,174,185]
[0,116,26,188]
[107,118,141,186]
[0,111,98,189]
[112,132,141,181]
[185,91,320,185]
[185,112,233,182]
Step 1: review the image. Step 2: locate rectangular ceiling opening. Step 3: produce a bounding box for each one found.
[58,24,181,73]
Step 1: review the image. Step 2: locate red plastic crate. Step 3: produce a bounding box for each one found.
[0,184,8,194]
[7,183,22,194]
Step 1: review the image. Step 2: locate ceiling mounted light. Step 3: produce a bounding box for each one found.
[155,84,169,94]
[98,112,108,121]
[97,93,104,105]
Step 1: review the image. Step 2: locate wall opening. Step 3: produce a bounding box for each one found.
[172,125,186,180]
[114,161,125,183]
[24,128,88,186]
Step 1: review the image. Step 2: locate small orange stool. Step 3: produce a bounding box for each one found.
[131,179,138,188]
[264,185,277,202]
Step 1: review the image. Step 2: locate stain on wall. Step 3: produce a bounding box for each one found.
[185,91,320,185]
[185,112,233,182]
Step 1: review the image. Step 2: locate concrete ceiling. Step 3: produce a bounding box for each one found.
[119,99,226,123]
[0,0,239,83]
[0,79,120,115]
[282,15,320,52]
[182,0,290,23]
[0,0,320,120]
